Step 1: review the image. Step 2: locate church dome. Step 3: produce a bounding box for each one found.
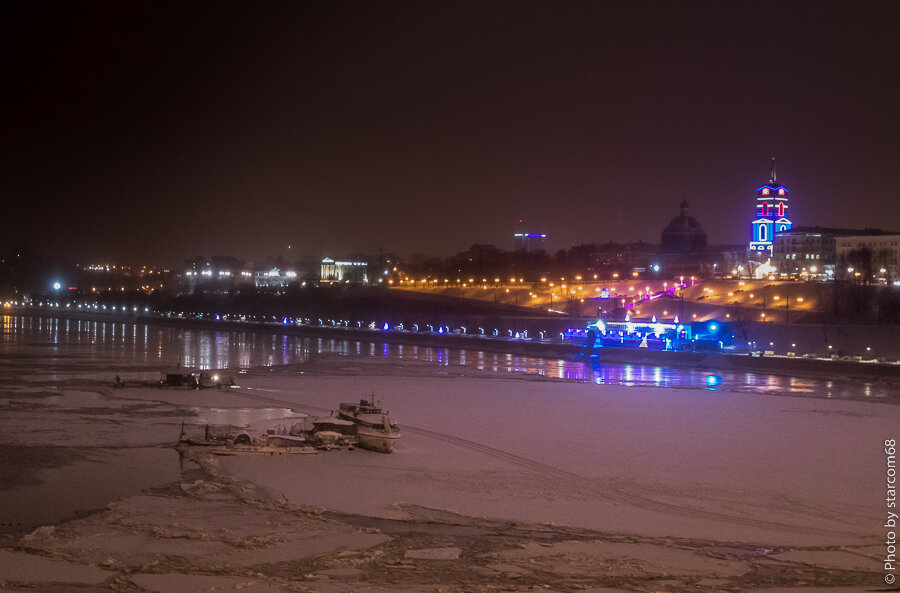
[661,200,707,253]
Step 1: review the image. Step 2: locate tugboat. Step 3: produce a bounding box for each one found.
[336,395,401,453]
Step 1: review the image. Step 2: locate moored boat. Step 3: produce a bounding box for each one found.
[308,417,357,449]
[336,395,401,453]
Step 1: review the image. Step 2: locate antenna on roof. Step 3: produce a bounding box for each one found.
[770,157,777,184]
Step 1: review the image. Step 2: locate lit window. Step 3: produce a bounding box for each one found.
[762,188,770,195]
[778,188,785,195]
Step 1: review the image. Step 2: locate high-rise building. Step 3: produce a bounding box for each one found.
[513,233,547,253]
[749,158,792,254]
[512,218,547,253]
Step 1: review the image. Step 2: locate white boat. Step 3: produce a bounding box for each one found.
[308,417,357,449]
[336,396,401,453]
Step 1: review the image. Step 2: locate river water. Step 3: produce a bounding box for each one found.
[2,314,897,403]
[0,313,896,533]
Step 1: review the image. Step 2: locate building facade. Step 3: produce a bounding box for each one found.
[773,227,900,281]
[773,229,835,279]
[254,268,297,289]
[320,258,369,283]
[513,233,547,253]
[835,235,900,282]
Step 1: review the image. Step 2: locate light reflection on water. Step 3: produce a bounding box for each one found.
[1,315,895,402]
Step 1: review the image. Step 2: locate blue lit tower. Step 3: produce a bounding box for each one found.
[749,158,792,253]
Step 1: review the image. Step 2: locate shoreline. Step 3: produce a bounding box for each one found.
[7,306,900,379]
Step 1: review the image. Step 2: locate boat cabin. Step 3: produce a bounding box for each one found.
[310,417,356,436]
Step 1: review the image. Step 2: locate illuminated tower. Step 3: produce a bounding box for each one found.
[749,158,792,253]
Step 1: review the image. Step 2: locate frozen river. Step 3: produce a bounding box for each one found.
[1,313,897,590]
[2,314,897,403]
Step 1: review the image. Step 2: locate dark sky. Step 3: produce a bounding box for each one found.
[4,1,899,263]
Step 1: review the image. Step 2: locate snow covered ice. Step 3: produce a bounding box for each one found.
[0,316,897,591]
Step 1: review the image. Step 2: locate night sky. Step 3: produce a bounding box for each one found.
[4,1,899,263]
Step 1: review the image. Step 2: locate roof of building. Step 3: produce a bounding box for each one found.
[661,200,707,253]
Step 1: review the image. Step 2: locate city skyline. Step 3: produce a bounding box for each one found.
[4,1,899,262]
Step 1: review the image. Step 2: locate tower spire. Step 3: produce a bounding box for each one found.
[770,157,776,184]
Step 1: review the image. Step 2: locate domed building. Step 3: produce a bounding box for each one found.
[661,200,707,253]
